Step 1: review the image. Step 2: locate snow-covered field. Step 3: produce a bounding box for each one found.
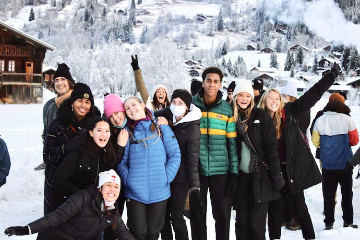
[0,89,359,240]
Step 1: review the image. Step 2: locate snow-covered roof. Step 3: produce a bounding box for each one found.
[42,66,56,72]
[0,20,55,51]
[329,82,351,91]
[250,67,278,72]
[346,77,360,85]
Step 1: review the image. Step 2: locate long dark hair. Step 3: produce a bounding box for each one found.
[152,89,170,110]
[84,117,117,167]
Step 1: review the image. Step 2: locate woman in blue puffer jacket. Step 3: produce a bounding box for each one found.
[117,96,181,240]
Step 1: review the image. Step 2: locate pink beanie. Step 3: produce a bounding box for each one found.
[104,94,125,118]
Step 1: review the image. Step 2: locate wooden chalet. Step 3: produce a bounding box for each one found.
[289,44,309,52]
[185,60,197,66]
[260,47,275,53]
[189,69,200,77]
[0,21,55,104]
[247,45,256,51]
[42,66,56,90]
[318,58,338,69]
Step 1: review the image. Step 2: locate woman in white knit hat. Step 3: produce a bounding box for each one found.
[232,79,283,240]
[4,170,135,240]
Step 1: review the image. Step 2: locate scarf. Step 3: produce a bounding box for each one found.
[55,89,73,108]
[236,117,259,173]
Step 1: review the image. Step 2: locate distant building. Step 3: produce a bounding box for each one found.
[260,47,275,53]
[0,21,55,104]
[185,60,197,66]
[247,45,256,51]
[250,67,278,76]
[189,69,200,77]
[322,45,332,51]
[140,10,150,15]
[42,66,56,90]
[276,29,286,35]
[318,58,338,69]
[289,44,309,52]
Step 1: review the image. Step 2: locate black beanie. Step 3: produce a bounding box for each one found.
[251,79,264,91]
[54,63,75,84]
[70,83,94,106]
[190,80,202,96]
[227,81,236,93]
[171,89,192,110]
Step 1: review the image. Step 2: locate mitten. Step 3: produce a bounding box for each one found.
[346,161,354,172]
[4,226,29,236]
[189,188,204,215]
[131,55,139,71]
[271,174,285,191]
[225,173,238,196]
[330,63,341,79]
[65,133,87,152]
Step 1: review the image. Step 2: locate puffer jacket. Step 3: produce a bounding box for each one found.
[311,102,359,170]
[117,117,181,204]
[0,138,10,187]
[192,88,238,176]
[29,185,135,240]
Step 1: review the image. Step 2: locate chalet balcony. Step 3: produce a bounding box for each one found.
[0,45,30,57]
[0,73,42,85]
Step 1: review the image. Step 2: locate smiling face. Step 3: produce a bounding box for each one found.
[54,77,70,96]
[236,92,252,109]
[100,182,120,202]
[265,90,281,117]
[109,111,126,127]
[89,121,111,148]
[71,98,92,121]
[155,87,167,104]
[124,98,146,121]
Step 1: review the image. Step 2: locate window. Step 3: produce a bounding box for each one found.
[0,36,3,45]
[0,60,4,71]
[8,60,15,71]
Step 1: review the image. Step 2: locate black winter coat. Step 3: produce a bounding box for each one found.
[29,185,135,240]
[155,107,201,189]
[51,146,116,210]
[282,72,336,194]
[236,107,281,203]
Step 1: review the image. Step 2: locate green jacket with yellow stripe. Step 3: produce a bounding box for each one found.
[193,89,238,176]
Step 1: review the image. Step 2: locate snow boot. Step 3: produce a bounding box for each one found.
[343,222,358,228]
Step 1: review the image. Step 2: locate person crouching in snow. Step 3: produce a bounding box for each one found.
[4,170,135,240]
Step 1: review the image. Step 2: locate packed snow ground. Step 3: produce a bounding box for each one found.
[0,89,360,240]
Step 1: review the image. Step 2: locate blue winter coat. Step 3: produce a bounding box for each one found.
[0,138,11,187]
[117,119,181,204]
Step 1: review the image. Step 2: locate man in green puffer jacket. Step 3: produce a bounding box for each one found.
[192,67,238,240]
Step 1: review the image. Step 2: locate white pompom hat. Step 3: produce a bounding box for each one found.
[97,169,121,188]
[233,79,254,99]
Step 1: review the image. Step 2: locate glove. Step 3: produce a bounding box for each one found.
[271,174,285,191]
[65,132,87,152]
[77,127,88,136]
[131,55,139,71]
[189,189,204,219]
[225,173,238,196]
[346,161,354,172]
[4,226,29,236]
[330,63,341,79]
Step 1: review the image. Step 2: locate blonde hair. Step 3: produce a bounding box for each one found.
[233,94,255,131]
[258,89,285,139]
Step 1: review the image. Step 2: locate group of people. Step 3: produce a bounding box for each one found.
[3,56,360,240]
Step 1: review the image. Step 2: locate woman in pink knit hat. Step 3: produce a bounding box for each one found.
[103,93,129,216]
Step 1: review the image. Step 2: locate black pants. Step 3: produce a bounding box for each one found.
[199,174,232,240]
[161,182,189,240]
[127,199,167,240]
[235,172,268,240]
[323,169,353,225]
[268,175,315,239]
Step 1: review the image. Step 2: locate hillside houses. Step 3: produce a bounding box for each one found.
[289,44,309,52]
[250,67,278,76]
[260,47,275,53]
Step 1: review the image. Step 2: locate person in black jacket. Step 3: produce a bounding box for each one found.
[160,89,203,240]
[252,79,265,105]
[43,83,101,213]
[232,79,284,240]
[51,116,122,211]
[258,63,341,240]
[0,137,10,188]
[4,170,135,240]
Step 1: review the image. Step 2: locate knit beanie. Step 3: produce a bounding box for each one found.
[329,92,345,104]
[54,63,75,84]
[70,83,94,105]
[227,81,236,93]
[152,84,169,97]
[233,79,254,99]
[281,82,297,98]
[171,89,192,109]
[97,169,121,188]
[104,94,125,118]
[251,79,264,91]
[190,80,202,96]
